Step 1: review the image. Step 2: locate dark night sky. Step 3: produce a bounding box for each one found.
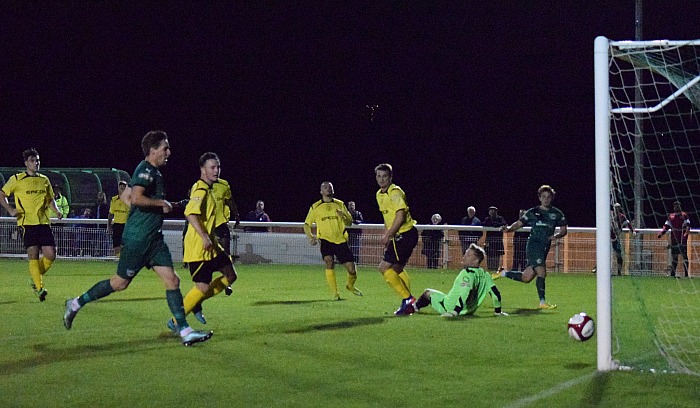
[2,2,698,226]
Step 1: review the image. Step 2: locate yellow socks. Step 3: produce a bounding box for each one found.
[382,268,410,298]
[182,287,206,315]
[40,257,53,275]
[325,269,339,297]
[28,260,43,290]
[347,272,357,290]
[398,270,411,292]
[207,276,231,297]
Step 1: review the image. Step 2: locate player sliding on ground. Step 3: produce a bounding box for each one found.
[415,243,506,317]
[492,184,567,309]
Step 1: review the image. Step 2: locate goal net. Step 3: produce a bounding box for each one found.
[595,37,700,374]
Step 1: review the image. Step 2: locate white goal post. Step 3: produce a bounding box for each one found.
[595,36,700,373]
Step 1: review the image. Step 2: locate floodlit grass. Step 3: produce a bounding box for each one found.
[0,258,699,407]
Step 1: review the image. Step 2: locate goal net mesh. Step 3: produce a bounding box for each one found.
[608,39,700,375]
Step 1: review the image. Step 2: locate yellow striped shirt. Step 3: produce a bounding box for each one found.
[304,198,352,244]
[376,184,417,234]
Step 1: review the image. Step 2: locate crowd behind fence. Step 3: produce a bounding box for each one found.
[0,217,696,276]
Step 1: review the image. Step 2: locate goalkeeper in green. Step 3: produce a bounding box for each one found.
[415,243,506,317]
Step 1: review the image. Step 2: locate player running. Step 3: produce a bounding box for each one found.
[492,185,567,309]
[0,148,63,301]
[63,131,212,346]
[303,181,362,300]
[168,152,238,332]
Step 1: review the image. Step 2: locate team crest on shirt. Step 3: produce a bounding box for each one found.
[138,172,153,182]
[549,213,557,220]
[536,258,543,264]
[126,268,137,277]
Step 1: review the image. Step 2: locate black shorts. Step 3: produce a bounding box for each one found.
[215,223,231,242]
[20,225,56,249]
[112,223,125,247]
[187,252,233,284]
[383,227,418,266]
[670,244,688,258]
[320,239,355,264]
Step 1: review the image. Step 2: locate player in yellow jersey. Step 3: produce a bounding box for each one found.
[188,164,241,323]
[107,181,130,257]
[212,177,240,253]
[0,148,63,301]
[374,163,419,316]
[303,181,362,300]
[167,152,238,332]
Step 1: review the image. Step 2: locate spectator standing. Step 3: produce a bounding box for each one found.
[49,184,70,256]
[511,209,528,272]
[658,201,690,277]
[458,206,482,254]
[244,200,270,232]
[347,201,364,263]
[610,203,636,276]
[95,191,109,219]
[482,206,507,271]
[421,213,444,269]
[74,207,94,256]
[48,185,70,219]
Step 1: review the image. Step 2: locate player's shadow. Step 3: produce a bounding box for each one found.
[579,371,611,406]
[0,337,174,377]
[509,308,552,315]
[0,300,17,305]
[285,317,386,333]
[252,299,340,306]
[97,296,165,303]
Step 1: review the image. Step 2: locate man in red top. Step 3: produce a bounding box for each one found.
[658,201,690,277]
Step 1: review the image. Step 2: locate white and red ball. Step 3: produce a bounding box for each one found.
[567,312,595,342]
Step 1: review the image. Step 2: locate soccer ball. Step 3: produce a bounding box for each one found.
[567,312,595,342]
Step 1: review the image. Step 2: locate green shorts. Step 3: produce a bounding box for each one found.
[526,240,551,268]
[116,236,173,280]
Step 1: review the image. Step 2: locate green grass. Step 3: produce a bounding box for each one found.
[0,259,699,407]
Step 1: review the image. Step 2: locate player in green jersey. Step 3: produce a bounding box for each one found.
[0,148,63,301]
[415,243,506,317]
[63,131,213,346]
[303,181,362,300]
[493,185,567,309]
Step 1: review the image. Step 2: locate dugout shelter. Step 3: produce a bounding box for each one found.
[0,167,130,217]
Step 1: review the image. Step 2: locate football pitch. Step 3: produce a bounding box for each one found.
[0,259,698,407]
